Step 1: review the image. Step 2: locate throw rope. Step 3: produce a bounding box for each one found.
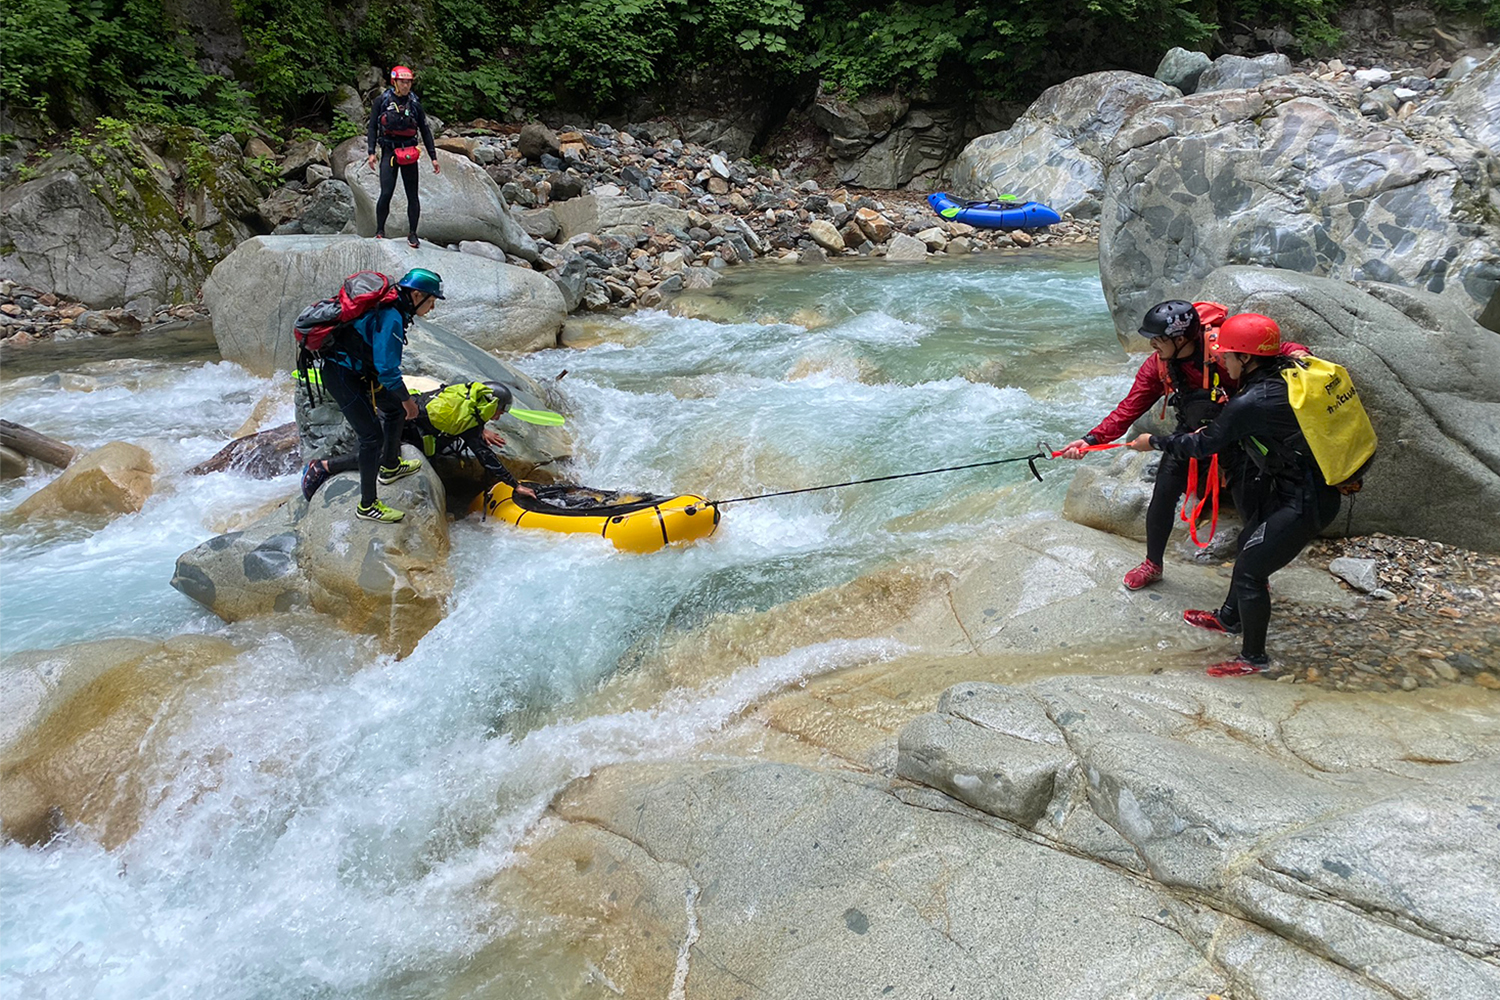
[706,445,1051,509]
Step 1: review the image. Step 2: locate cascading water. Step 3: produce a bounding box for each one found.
[0,251,1132,998]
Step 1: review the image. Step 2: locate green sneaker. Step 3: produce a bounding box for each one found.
[355,500,405,523]
[377,457,422,485]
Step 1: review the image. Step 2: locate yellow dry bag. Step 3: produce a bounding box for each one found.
[1281,356,1377,489]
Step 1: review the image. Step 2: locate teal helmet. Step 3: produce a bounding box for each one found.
[397,267,445,299]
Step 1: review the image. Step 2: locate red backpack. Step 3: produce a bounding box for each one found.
[293,271,401,399]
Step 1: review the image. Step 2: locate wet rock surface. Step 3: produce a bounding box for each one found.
[171,446,452,658]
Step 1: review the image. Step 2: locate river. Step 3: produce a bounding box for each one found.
[0,249,1132,998]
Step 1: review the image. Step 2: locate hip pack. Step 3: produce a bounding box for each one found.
[1281,356,1377,491]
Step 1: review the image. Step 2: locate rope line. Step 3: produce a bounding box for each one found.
[709,449,1049,508]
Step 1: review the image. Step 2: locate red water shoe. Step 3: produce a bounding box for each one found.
[1184,609,1241,635]
[1123,559,1163,591]
[1206,655,1269,678]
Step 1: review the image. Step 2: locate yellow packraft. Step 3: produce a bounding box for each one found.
[1281,356,1377,489]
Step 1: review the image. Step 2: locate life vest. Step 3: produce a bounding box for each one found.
[1279,355,1377,491]
[1154,302,1230,430]
[378,92,421,143]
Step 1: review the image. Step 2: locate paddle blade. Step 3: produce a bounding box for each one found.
[508,407,566,426]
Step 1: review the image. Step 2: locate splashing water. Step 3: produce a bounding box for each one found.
[0,252,1132,998]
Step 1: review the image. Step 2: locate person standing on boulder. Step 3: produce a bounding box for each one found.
[1057,300,1308,590]
[303,268,444,523]
[366,65,439,248]
[1126,313,1340,677]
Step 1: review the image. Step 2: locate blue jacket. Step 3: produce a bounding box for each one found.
[331,304,412,401]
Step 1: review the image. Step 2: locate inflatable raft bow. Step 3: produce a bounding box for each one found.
[475,482,720,553]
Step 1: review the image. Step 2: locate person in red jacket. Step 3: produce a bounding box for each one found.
[1058,300,1307,590]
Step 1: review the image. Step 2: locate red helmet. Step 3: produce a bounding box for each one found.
[390,65,414,80]
[1210,313,1282,356]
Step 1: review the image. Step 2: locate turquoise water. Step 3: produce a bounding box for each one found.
[0,253,1131,998]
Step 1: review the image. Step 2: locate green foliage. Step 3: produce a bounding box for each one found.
[526,0,677,101]
[1,0,91,114]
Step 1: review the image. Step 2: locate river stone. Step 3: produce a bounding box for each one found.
[1328,556,1380,592]
[1099,76,1500,333]
[330,138,538,261]
[299,178,354,234]
[951,71,1180,220]
[1195,53,1293,93]
[171,446,451,657]
[278,139,329,180]
[550,194,691,242]
[806,219,845,253]
[1194,266,1500,552]
[524,759,1225,999]
[203,235,565,375]
[1154,47,1212,94]
[514,206,560,241]
[13,442,154,520]
[883,233,928,261]
[1061,448,1155,541]
[517,122,561,161]
[896,712,1072,826]
[547,258,588,313]
[0,635,241,847]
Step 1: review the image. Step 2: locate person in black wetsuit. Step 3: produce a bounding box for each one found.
[365,65,439,248]
[1128,313,1341,677]
[402,381,537,499]
[304,380,537,504]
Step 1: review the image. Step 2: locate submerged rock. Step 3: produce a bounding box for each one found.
[0,635,242,846]
[12,441,154,519]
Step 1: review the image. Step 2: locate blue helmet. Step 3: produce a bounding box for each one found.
[397,268,445,299]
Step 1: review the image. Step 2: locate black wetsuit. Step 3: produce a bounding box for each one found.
[367,89,437,237]
[401,399,518,488]
[1151,359,1340,661]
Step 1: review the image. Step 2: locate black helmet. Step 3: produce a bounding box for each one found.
[1138,300,1200,340]
[480,381,513,416]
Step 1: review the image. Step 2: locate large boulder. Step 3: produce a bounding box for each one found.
[12,442,154,519]
[170,447,451,657]
[1154,47,1212,95]
[951,71,1181,219]
[330,138,538,261]
[202,234,566,374]
[0,636,241,847]
[1099,75,1500,335]
[1194,265,1500,553]
[0,129,261,311]
[550,193,692,242]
